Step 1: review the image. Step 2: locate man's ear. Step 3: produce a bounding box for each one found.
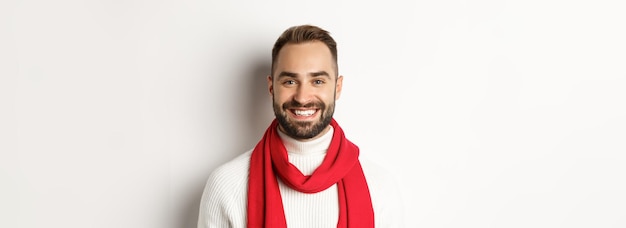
[267,75,273,96]
[335,75,343,100]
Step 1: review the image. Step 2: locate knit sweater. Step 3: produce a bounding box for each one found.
[198,127,404,228]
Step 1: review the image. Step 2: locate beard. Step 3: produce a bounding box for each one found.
[273,98,335,140]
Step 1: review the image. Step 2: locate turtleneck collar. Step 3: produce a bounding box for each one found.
[276,126,334,156]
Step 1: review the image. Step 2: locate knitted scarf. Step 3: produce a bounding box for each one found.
[247,119,374,228]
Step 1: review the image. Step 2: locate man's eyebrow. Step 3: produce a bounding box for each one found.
[277,71,298,78]
[310,71,330,78]
[277,71,331,78]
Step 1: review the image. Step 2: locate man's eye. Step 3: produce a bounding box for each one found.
[283,80,296,85]
[313,80,324,85]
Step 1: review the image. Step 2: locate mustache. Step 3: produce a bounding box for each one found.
[282,100,324,109]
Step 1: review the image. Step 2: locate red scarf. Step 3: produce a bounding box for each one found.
[247,119,374,228]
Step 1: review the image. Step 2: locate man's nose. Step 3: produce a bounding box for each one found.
[293,84,313,104]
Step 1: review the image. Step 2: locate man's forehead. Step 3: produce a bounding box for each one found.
[275,43,335,73]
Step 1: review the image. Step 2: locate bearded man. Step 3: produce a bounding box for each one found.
[198,25,404,228]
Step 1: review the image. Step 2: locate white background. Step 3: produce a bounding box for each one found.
[1,0,625,227]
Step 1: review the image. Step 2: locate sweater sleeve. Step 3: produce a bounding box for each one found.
[197,151,251,228]
[378,173,405,228]
[361,158,406,228]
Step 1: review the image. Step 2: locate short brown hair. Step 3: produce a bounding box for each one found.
[271,25,338,77]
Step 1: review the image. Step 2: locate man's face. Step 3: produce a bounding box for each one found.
[268,41,343,141]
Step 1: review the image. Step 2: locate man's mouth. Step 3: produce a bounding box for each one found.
[293,109,317,116]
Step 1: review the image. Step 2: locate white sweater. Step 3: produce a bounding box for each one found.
[198,127,404,228]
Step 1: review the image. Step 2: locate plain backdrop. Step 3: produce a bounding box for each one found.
[1,0,625,227]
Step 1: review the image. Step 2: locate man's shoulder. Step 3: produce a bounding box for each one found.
[208,150,253,181]
[203,150,253,193]
[359,156,403,200]
[359,157,395,182]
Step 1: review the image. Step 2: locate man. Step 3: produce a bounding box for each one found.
[198,25,403,228]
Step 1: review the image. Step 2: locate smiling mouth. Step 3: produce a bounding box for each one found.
[291,109,318,117]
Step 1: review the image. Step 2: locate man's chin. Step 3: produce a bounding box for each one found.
[275,111,332,139]
[288,124,317,135]
[278,122,319,139]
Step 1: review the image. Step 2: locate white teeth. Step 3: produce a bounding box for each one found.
[294,109,315,116]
